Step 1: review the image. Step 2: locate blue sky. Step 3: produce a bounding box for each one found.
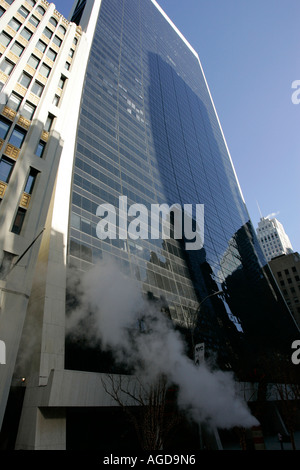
[54,0,300,252]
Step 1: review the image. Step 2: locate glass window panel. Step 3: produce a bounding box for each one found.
[27,54,40,69]
[58,76,66,89]
[53,35,62,47]
[18,6,30,18]
[0,118,10,139]
[49,17,58,27]
[43,27,53,39]
[31,81,44,97]
[46,48,57,61]
[28,15,39,27]
[36,40,47,52]
[8,127,26,148]
[0,32,12,47]
[11,207,26,234]
[58,25,66,35]
[22,101,36,120]
[35,140,45,158]
[0,59,14,75]
[0,157,14,182]
[6,92,22,111]
[26,0,36,6]
[8,17,22,31]
[44,114,54,131]
[36,6,45,16]
[18,72,32,88]
[39,63,51,77]
[52,94,60,106]
[10,42,25,57]
[24,171,37,194]
[20,27,33,41]
[0,7,5,17]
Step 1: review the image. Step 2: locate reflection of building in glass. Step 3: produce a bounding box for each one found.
[0,0,298,450]
[256,216,293,262]
[268,252,300,328]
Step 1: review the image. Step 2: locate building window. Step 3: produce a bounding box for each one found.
[0,7,5,17]
[8,17,22,31]
[0,59,14,75]
[52,94,60,106]
[28,15,40,28]
[39,63,51,78]
[11,207,26,234]
[58,25,66,36]
[44,114,54,132]
[46,48,57,62]
[0,32,12,47]
[18,72,32,88]
[21,101,36,120]
[26,0,36,6]
[20,27,33,41]
[292,267,296,273]
[0,157,14,182]
[10,42,25,57]
[24,167,38,194]
[64,61,70,70]
[0,118,11,140]
[284,269,289,275]
[31,81,44,97]
[36,6,45,16]
[8,126,26,148]
[68,48,74,58]
[18,6,30,18]
[27,54,40,69]
[35,140,45,158]
[43,27,53,39]
[53,35,62,47]
[58,75,66,89]
[73,37,78,45]
[36,39,47,53]
[49,17,58,27]
[277,271,282,278]
[6,92,22,111]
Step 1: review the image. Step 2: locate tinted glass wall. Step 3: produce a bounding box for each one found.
[66,0,298,375]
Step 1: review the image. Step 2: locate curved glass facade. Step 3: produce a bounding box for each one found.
[66,0,297,374]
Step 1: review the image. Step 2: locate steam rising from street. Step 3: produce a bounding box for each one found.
[66,256,258,429]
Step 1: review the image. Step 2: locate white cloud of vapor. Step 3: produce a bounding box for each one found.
[66,256,258,430]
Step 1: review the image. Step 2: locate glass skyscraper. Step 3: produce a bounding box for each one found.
[66,0,297,373]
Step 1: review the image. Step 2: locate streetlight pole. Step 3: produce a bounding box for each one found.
[194,289,223,450]
[192,290,224,354]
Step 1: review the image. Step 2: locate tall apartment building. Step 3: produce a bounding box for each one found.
[256,216,293,262]
[0,0,298,450]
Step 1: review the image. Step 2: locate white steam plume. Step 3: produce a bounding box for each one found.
[66,256,258,429]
